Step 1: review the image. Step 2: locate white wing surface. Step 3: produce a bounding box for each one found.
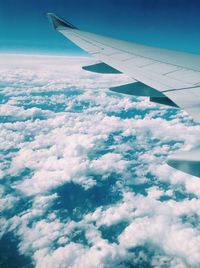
[47,13,200,177]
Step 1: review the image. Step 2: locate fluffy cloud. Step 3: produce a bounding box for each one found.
[1,53,200,268]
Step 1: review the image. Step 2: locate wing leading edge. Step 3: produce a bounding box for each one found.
[47,13,200,178]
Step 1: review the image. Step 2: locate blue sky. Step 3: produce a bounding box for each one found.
[1,0,200,54]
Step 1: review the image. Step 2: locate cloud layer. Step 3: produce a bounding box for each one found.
[0,53,200,268]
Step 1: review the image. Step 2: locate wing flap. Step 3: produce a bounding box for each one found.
[82,62,121,74]
[110,82,164,97]
[150,97,178,107]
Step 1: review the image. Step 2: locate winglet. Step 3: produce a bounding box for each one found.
[47,13,78,30]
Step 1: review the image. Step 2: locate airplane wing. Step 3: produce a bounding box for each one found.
[47,13,200,178]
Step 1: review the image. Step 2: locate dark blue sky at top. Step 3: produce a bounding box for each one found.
[1,0,200,55]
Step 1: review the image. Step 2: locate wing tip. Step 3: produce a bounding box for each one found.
[47,13,78,30]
